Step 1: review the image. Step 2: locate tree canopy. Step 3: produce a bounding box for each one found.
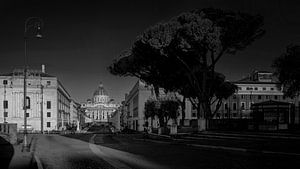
[272,45,300,98]
[109,8,264,119]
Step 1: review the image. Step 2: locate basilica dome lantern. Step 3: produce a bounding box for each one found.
[93,82,110,104]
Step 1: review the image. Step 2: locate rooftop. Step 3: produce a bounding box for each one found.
[0,68,55,78]
[234,70,278,84]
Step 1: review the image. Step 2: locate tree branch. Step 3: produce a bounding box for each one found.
[212,99,223,118]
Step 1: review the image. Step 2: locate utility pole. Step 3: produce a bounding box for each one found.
[40,84,44,133]
[23,17,43,152]
[3,81,7,123]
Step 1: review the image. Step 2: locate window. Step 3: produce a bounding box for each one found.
[233,103,237,111]
[47,81,51,85]
[3,100,8,109]
[224,103,228,110]
[249,102,254,109]
[3,80,7,85]
[47,122,51,127]
[4,112,8,117]
[26,96,30,109]
[279,112,286,123]
[238,87,242,90]
[258,95,262,100]
[266,95,270,99]
[47,112,51,117]
[26,113,29,117]
[192,112,197,117]
[241,95,244,99]
[254,87,258,90]
[133,107,138,117]
[274,95,278,100]
[232,95,237,99]
[263,87,266,90]
[241,102,245,110]
[47,101,51,109]
[270,87,274,91]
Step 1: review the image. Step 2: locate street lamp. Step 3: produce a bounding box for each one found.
[23,17,43,152]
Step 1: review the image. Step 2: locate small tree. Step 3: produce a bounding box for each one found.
[272,45,300,98]
[144,99,157,128]
[144,97,180,128]
[158,99,180,127]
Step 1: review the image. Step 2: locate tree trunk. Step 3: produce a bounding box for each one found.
[180,96,186,126]
[154,86,160,99]
[151,116,153,130]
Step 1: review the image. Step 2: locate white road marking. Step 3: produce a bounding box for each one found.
[34,154,44,169]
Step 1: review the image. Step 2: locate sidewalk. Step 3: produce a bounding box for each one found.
[8,143,37,169]
[0,135,38,169]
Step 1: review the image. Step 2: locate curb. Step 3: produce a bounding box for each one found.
[29,153,39,169]
[145,133,300,157]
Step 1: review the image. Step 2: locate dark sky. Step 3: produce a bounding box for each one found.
[0,0,299,103]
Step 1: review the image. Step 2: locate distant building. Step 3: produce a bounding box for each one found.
[119,101,127,130]
[124,80,154,131]
[0,66,71,132]
[81,83,119,124]
[70,99,84,130]
[108,108,121,132]
[215,71,299,123]
[123,80,192,131]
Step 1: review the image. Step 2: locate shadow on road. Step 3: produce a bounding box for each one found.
[0,136,14,169]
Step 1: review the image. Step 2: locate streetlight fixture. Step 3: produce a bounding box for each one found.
[23,17,43,152]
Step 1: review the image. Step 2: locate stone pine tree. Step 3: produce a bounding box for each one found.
[109,8,265,130]
[272,45,300,98]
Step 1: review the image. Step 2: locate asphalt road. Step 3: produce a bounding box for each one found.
[66,133,300,169]
[30,133,300,169]
[32,134,115,169]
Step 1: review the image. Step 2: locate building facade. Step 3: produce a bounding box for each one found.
[0,66,71,132]
[124,71,300,131]
[215,71,299,123]
[70,99,84,130]
[81,83,119,124]
[124,80,154,131]
[108,108,121,132]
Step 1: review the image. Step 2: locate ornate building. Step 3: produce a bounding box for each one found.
[0,66,72,132]
[81,83,119,123]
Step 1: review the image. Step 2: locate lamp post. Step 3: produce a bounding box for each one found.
[23,17,43,151]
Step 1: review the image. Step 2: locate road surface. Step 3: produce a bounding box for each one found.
[29,133,300,169]
[32,134,114,169]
